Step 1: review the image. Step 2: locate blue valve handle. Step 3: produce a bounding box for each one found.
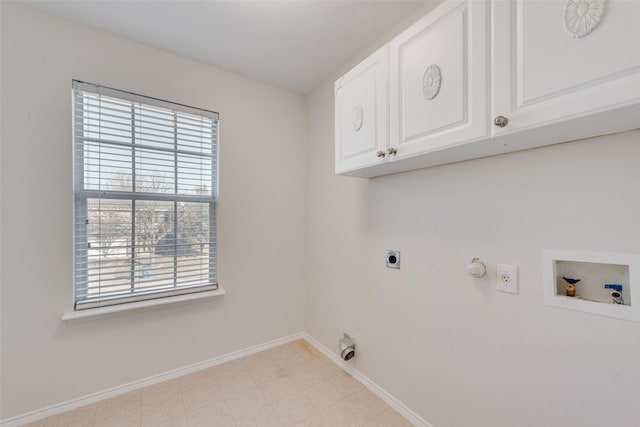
[604,284,623,292]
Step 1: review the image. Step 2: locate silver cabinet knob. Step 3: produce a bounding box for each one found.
[387,147,398,155]
[376,150,386,158]
[494,116,509,127]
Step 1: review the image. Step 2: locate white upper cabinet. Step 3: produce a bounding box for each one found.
[335,0,640,178]
[492,0,640,135]
[335,45,389,174]
[389,0,489,160]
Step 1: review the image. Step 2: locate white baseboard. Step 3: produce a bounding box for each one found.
[0,332,305,427]
[302,333,434,427]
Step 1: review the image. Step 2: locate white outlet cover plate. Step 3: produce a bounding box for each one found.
[497,264,518,295]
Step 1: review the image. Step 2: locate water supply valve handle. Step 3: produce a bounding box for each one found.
[604,284,623,292]
[467,258,487,278]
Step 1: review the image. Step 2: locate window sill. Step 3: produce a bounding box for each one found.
[61,288,226,322]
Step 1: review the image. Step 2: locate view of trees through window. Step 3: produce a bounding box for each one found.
[74,85,217,304]
[84,185,212,299]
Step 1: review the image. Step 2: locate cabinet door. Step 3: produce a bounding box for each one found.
[389,0,489,160]
[492,0,640,136]
[335,45,389,174]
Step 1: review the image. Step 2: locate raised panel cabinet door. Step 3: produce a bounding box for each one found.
[492,0,640,135]
[335,45,389,174]
[389,0,489,160]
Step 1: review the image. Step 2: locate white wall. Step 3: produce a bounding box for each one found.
[0,3,306,419]
[305,80,640,426]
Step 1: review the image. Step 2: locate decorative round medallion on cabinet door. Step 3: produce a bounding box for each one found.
[352,105,364,132]
[563,0,607,38]
[422,64,442,100]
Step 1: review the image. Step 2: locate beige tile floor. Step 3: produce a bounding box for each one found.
[22,340,413,427]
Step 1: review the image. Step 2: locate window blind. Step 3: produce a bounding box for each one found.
[73,80,219,309]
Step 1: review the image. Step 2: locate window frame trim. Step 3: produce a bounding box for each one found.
[72,80,220,311]
[63,288,226,321]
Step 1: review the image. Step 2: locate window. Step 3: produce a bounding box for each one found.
[73,81,219,310]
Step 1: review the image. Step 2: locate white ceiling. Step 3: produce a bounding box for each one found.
[25,0,426,93]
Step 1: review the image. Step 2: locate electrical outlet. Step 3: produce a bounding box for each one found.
[496,264,518,295]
